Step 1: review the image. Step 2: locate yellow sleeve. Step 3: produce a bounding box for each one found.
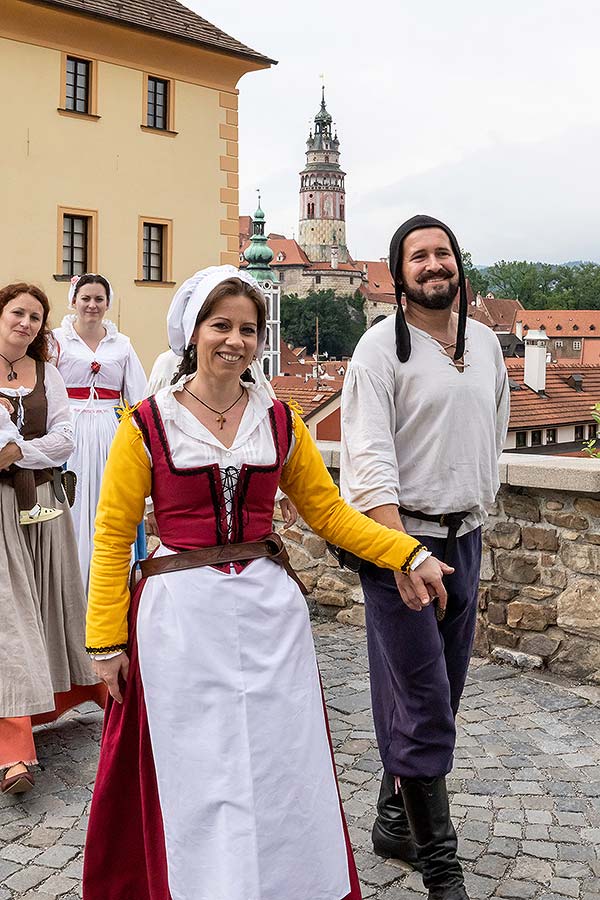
[279,412,424,572]
[86,415,151,652]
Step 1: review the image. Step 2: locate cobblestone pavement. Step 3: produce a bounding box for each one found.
[1,622,599,899]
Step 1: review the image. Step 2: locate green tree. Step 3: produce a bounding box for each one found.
[281,290,366,358]
[460,250,490,297]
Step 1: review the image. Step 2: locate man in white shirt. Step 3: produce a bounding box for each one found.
[341,215,509,900]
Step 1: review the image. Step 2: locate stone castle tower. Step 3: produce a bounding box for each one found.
[298,88,348,264]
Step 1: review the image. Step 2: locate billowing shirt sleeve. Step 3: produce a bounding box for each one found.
[86,415,151,652]
[122,343,148,406]
[340,362,401,512]
[280,412,424,572]
[495,346,510,459]
[15,364,75,469]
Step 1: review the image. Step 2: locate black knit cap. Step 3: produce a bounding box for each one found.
[389,214,467,363]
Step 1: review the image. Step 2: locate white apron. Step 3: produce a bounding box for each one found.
[137,548,350,900]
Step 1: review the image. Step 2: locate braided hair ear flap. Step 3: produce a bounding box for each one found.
[454,267,468,361]
[394,288,411,363]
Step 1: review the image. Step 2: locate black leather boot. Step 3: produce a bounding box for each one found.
[372,771,422,870]
[400,776,468,900]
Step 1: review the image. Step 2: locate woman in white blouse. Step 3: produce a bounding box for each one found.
[0,282,103,796]
[53,274,147,586]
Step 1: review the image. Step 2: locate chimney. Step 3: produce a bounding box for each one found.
[515,319,523,340]
[524,329,549,394]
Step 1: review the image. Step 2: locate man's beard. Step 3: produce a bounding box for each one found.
[404,274,459,310]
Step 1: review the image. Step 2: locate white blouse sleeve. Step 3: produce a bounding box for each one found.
[339,362,401,512]
[15,364,75,469]
[122,343,148,406]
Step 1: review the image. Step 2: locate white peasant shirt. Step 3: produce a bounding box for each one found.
[52,315,147,403]
[2,363,75,468]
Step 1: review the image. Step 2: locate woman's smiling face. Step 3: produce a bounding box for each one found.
[192,293,258,380]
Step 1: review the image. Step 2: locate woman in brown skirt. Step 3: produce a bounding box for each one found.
[0,282,104,795]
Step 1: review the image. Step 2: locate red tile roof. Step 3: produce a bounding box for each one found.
[270,376,342,418]
[239,237,310,267]
[481,297,523,329]
[239,216,253,248]
[506,360,600,429]
[307,262,363,274]
[355,260,396,305]
[515,311,600,338]
[279,341,301,371]
[40,0,275,62]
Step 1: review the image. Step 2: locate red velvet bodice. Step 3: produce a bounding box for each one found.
[133,395,293,553]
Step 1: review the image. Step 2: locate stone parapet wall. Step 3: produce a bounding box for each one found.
[279,450,600,683]
[477,455,600,683]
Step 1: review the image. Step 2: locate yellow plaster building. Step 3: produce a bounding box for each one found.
[0,0,274,369]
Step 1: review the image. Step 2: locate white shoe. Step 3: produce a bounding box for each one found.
[19,504,64,525]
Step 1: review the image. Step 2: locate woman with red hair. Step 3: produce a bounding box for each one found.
[0,282,103,796]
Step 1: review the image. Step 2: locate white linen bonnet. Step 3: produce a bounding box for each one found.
[166,266,267,357]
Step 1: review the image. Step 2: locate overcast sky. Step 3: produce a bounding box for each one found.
[191,0,599,266]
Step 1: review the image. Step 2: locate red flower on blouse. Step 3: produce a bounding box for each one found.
[91,361,101,375]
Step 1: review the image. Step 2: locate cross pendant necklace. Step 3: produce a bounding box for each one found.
[0,352,27,382]
[183,385,245,430]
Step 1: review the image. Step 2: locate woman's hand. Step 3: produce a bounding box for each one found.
[394,556,454,612]
[279,496,298,527]
[0,442,23,470]
[92,653,130,704]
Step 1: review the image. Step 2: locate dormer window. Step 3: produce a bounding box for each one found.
[239,253,244,262]
[277,252,285,262]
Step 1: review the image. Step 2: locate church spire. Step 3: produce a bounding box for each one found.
[243,192,277,283]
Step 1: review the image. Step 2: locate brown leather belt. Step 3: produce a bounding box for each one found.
[138,532,308,596]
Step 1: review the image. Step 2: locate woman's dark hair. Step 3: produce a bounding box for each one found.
[72,273,111,303]
[0,283,52,362]
[172,277,266,384]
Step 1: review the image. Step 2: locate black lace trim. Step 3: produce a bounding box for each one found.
[85,643,127,655]
[400,543,428,574]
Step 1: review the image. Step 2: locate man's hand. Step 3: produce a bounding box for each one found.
[394,556,454,612]
[92,653,129,704]
[0,442,23,470]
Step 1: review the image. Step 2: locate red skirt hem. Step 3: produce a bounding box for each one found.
[83,576,361,900]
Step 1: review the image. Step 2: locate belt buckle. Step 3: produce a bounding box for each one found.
[439,514,446,527]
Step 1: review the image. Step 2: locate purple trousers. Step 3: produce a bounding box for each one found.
[360,527,481,779]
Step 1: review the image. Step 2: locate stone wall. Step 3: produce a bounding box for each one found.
[274,503,365,627]
[477,456,600,683]
[279,450,600,683]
